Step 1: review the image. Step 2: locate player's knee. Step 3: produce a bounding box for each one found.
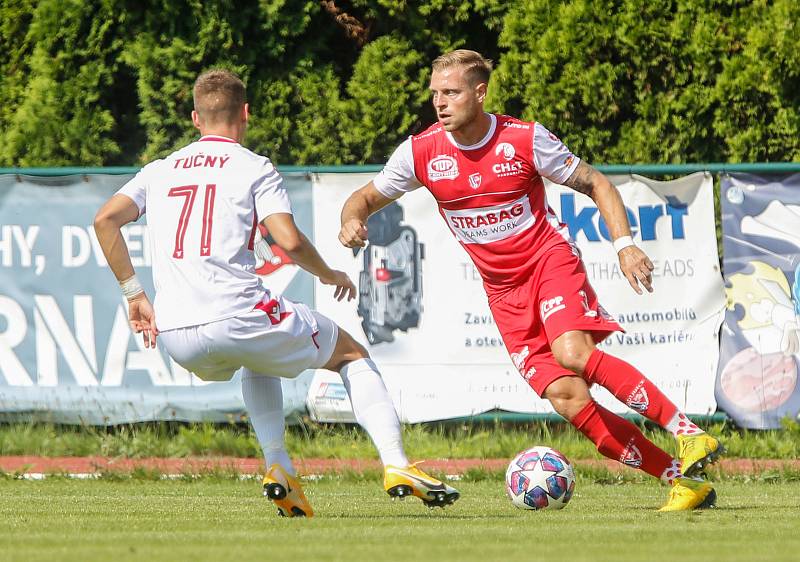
[324,330,370,372]
[548,394,591,421]
[544,378,591,421]
[553,346,593,374]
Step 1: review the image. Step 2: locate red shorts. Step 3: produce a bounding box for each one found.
[488,244,622,397]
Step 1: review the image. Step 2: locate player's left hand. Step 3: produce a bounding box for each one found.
[618,246,654,295]
[319,269,357,302]
[127,293,159,348]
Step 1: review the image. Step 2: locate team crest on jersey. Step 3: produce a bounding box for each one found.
[427,155,459,181]
[468,173,482,189]
[495,142,516,161]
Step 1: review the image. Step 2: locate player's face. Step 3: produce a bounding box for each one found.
[429,67,486,132]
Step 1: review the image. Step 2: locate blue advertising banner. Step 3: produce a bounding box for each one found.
[0,172,314,423]
[718,173,800,429]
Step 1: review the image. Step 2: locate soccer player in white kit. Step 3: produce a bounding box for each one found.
[94,69,459,517]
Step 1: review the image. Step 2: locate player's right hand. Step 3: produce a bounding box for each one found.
[127,293,159,348]
[618,245,654,295]
[339,218,368,248]
[319,269,357,301]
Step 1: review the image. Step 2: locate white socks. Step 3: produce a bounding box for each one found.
[660,459,683,485]
[242,358,409,474]
[241,368,295,475]
[664,411,704,437]
[340,358,409,468]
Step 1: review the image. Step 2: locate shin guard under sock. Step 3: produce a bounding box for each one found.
[571,400,674,480]
[584,349,679,428]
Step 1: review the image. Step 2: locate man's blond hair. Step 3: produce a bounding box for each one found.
[193,69,246,125]
[431,50,493,85]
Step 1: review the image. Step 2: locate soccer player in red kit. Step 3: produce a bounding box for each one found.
[95,69,459,517]
[339,50,723,511]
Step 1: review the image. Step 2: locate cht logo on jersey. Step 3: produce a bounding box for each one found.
[495,142,516,161]
[427,155,459,181]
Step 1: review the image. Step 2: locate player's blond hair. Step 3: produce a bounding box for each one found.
[193,69,246,124]
[431,50,493,86]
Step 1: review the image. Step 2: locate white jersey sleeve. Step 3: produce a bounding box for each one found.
[533,123,581,184]
[373,137,422,199]
[116,167,150,216]
[252,159,292,220]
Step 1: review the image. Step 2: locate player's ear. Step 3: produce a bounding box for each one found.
[475,82,487,103]
[243,103,250,124]
[191,110,201,131]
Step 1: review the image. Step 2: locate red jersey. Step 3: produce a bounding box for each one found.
[373,114,580,296]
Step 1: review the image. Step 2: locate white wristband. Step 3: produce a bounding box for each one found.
[613,235,635,253]
[120,274,145,300]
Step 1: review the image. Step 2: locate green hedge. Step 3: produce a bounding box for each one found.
[1,0,798,167]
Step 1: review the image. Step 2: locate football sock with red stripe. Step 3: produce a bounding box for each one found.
[583,349,702,437]
[571,400,675,481]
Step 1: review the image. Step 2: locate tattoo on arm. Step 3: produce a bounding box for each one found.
[563,161,596,197]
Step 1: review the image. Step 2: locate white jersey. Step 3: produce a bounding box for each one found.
[117,135,292,331]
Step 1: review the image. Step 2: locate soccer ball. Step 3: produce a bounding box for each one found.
[505,446,576,510]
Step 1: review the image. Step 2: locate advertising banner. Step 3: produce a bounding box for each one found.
[309,172,725,423]
[0,172,314,423]
[717,173,800,429]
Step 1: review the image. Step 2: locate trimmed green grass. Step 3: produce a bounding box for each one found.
[1,419,799,460]
[0,478,798,562]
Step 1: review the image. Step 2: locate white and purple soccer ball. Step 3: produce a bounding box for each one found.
[505,446,576,510]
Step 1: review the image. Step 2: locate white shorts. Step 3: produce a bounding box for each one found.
[159,293,338,381]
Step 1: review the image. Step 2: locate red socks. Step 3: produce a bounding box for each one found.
[583,349,678,427]
[571,400,674,480]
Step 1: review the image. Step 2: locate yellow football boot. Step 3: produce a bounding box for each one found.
[262,464,314,518]
[658,477,716,512]
[384,463,460,508]
[678,433,725,477]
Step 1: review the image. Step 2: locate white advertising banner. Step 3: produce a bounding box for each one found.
[308,172,725,423]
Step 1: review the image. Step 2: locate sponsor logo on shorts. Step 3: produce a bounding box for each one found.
[626,381,649,413]
[254,298,293,325]
[468,172,482,189]
[510,345,530,374]
[427,155,459,181]
[523,366,537,381]
[540,296,566,322]
[442,194,535,245]
[598,305,615,322]
[579,289,597,318]
[495,142,516,161]
[620,438,643,468]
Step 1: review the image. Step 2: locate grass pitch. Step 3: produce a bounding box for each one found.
[1,478,798,562]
